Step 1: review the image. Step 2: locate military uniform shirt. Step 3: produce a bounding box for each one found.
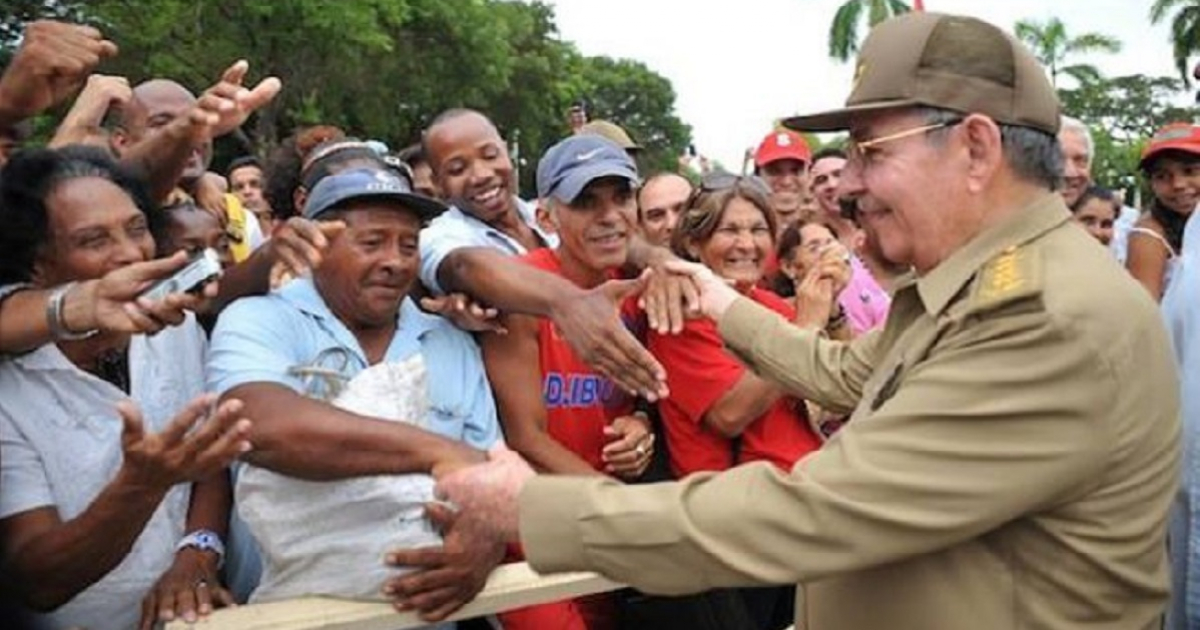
[518,194,1180,630]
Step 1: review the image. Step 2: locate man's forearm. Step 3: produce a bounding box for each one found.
[509,429,601,477]
[2,471,168,611]
[0,288,52,355]
[119,119,196,205]
[0,284,99,355]
[439,248,580,316]
[185,471,231,537]
[207,249,272,315]
[228,383,475,480]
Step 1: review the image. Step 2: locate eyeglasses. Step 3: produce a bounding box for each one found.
[846,118,964,169]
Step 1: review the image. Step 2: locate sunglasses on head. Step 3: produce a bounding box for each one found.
[687,172,772,208]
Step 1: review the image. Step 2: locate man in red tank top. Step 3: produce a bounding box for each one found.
[481,136,654,630]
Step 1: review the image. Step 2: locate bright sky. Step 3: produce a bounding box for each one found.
[544,0,1184,170]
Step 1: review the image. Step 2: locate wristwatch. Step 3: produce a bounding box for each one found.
[175,529,226,567]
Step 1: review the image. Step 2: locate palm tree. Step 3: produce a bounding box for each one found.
[1150,0,1200,85]
[827,0,912,63]
[1013,17,1122,87]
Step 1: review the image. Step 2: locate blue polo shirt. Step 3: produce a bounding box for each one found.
[207,277,500,449]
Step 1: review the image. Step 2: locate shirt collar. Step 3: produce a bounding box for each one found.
[914,192,1070,316]
[278,276,440,342]
[450,196,555,246]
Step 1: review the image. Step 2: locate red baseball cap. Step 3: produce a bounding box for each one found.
[1140,123,1200,170]
[754,129,812,168]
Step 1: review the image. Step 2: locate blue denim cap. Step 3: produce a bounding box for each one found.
[536,135,638,204]
[303,167,446,220]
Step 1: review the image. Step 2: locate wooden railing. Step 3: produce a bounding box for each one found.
[165,562,622,629]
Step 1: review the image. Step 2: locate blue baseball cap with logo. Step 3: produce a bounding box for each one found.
[303,167,446,220]
[536,135,638,204]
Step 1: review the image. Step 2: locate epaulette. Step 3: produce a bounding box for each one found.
[970,245,1043,313]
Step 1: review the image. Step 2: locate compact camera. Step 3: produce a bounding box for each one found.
[140,248,222,302]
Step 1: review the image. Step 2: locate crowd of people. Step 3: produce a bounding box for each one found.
[0,10,1195,630]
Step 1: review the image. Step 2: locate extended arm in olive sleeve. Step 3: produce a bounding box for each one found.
[519,308,1131,593]
[716,296,883,413]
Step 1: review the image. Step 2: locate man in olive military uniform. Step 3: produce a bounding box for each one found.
[412,13,1181,630]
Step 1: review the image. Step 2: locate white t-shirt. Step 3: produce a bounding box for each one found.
[0,316,208,630]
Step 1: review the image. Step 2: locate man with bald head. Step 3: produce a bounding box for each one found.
[113,77,266,259]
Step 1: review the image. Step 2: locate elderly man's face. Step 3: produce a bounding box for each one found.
[313,201,422,329]
[36,176,155,286]
[549,177,637,275]
[1059,128,1091,207]
[839,109,969,274]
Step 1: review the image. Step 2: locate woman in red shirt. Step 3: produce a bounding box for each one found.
[650,175,850,478]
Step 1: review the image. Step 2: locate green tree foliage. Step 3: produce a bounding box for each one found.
[1013,17,1121,88]
[0,0,691,194]
[1058,74,1199,189]
[827,0,911,63]
[1151,0,1200,85]
[574,56,692,177]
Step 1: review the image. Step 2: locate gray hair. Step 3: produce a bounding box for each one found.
[1058,115,1094,161]
[916,106,1061,191]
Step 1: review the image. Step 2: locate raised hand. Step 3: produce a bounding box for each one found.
[550,273,668,401]
[50,74,132,148]
[419,293,506,334]
[116,394,252,492]
[66,251,219,336]
[266,217,346,287]
[661,259,741,321]
[0,21,118,126]
[639,264,703,334]
[202,60,282,138]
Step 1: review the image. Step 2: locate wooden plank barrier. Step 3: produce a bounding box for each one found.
[165,562,622,630]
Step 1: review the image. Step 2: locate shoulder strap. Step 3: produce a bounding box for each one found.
[1129,226,1178,257]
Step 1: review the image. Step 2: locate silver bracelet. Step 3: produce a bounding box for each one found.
[46,282,98,341]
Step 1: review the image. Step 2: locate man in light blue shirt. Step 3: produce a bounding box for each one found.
[207,166,504,623]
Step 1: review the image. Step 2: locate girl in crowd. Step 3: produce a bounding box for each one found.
[1069,185,1119,248]
[774,220,870,339]
[1128,122,1199,301]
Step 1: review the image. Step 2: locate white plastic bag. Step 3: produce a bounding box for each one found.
[238,355,443,603]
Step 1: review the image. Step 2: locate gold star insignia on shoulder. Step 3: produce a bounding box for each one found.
[972,245,1042,311]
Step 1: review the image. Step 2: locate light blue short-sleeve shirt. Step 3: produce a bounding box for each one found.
[207,277,500,450]
[207,278,501,613]
[418,197,558,296]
